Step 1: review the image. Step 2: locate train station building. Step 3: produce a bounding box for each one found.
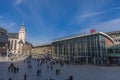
[52,32,115,64]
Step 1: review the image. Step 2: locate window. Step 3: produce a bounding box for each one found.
[14,40,17,50]
[11,40,13,49]
[108,49,113,53]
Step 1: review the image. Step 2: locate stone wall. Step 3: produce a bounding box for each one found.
[32,44,52,55]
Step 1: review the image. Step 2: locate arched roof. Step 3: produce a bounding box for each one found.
[99,32,115,44]
[53,32,116,43]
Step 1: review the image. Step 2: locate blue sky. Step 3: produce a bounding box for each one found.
[0,0,120,46]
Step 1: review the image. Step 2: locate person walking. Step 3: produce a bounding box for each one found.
[8,77,12,80]
[16,67,19,73]
[24,74,27,80]
[37,69,40,76]
[14,67,16,74]
[68,75,73,80]
[1,78,4,80]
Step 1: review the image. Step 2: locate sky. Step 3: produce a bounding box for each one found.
[0,0,120,46]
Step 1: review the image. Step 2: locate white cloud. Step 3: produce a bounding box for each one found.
[79,7,120,19]
[0,20,19,32]
[14,0,24,5]
[0,11,12,21]
[0,14,7,20]
[0,16,4,19]
[80,18,120,34]
[68,6,120,30]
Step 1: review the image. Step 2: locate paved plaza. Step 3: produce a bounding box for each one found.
[0,57,120,80]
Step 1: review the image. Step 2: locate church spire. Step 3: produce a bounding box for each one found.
[21,21,25,30]
[22,21,25,26]
[19,21,26,44]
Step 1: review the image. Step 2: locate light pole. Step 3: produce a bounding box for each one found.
[6,44,9,61]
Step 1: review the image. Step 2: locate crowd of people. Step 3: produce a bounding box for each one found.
[1,56,74,80]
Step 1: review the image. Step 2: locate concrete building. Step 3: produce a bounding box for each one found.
[32,44,52,55]
[107,44,120,64]
[52,32,115,64]
[8,23,32,56]
[107,30,120,44]
[0,27,8,56]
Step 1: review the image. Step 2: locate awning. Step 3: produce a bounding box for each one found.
[108,53,120,57]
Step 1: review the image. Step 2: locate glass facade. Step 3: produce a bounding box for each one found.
[0,27,8,56]
[52,32,114,64]
[107,44,120,64]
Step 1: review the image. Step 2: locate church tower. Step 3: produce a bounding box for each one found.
[18,23,26,43]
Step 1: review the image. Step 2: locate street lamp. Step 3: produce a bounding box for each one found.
[6,44,9,61]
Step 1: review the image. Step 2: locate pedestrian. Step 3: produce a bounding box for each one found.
[8,66,11,72]
[24,60,25,63]
[1,78,4,80]
[56,69,58,75]
[24,74,27,80]
[14,67,16,74]
[40,62,42,66]
[68,75,73,80]
[37,69,39,76]
[16,67,19,73]
[50,66,53,70]
[8,77,12,80]
[50,77,52,80]
[29,65,32,69]
[47,65,49,69]
[37,63,39,67]
[37,69,41,76]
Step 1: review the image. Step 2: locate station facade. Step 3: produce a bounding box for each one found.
[52,32,115,64]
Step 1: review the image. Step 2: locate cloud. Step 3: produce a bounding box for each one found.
[14,0,24,5]
[79,7,120,19]
[69,6,120,29]
[0,20,19,32]
[0,16,4,19]
[80,17,120,34]
[11,0,120,45]
[0,12,10,20]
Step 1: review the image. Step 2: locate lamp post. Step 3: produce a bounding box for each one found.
[6,44,9,61]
